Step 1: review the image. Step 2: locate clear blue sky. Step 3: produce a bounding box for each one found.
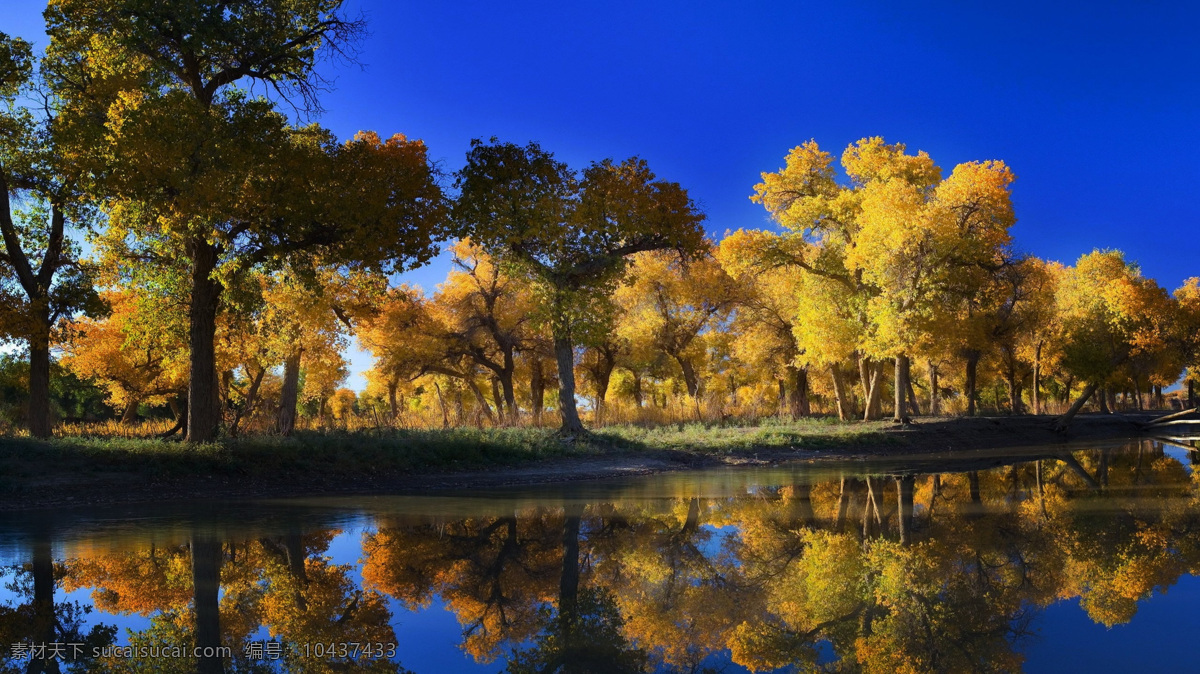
[6,1,1199,389]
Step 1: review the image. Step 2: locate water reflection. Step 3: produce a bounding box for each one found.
[1,439,1198,673]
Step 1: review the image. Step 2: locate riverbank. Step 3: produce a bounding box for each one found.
[0,412,1164,510]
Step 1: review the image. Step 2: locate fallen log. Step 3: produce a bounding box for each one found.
[1144,407,1199,427]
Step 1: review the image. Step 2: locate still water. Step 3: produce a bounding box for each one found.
[1,439,1198,673]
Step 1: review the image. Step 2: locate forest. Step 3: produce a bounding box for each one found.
[2,0,1199,446]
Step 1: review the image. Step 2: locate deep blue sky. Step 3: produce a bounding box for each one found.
[6,1,1199,386]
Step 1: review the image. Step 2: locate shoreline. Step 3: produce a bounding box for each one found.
[0,413,1175,512]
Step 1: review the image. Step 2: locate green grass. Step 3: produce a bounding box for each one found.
[0,417,904,485]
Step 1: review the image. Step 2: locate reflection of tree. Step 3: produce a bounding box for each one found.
[0,540,116,673]
[22,441,1200,673]
[507,504,648,673]
[362,513,561,662]
[57,529,407,673]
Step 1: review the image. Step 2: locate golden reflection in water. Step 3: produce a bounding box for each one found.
[0,439,1198,673]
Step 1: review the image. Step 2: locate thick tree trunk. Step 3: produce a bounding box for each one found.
[187,240,223,443]
[1006,364,1021,415]
[530,359,545,425]
[593,362,614,425]
[1055,381,1099,431]
[677,356,701,398]
[631,370,644,409]
[1098,388,1111,414]
[787,365,810,418]
[830,363,851,421]
[121,398,140,425]
[1133,378,1144,411]
[928,361,940,416]
[27,318,52,439]
[558,503,583,633]
[1155,384,1163,410]
[387,379,399,419]
[29,539,57,674]
[964,350,981,416]
[277,348,302,436]
[863,360,884,421]
[554,334,585,434]
[500,351,518,423]
[1190,380,1196,409]
[191,535,225,674]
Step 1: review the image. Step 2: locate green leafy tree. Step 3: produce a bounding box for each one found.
[455,139,707,434]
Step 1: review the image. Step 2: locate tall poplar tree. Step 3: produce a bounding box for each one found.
[455,140,706,434]
[46,3,445,441]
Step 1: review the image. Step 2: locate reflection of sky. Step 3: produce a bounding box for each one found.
[4,449,1200,671]
[1025,575,1200,673]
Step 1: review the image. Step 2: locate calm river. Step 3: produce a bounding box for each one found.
[1,438,1198,672]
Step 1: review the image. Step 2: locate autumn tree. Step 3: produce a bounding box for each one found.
[431,239,537,424]
[47,2,446,442]
[717,230,811,418]
[1054,250,1175,429]
[0,32,101,437]
[60,290,188,423]
[752,138,1018,422]
[455,139,707,434]
[614,249,743,417]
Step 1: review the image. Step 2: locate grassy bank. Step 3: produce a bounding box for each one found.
[0,417,894,481]
[0,413,1150,509]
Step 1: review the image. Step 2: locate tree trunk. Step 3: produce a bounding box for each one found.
[1133,378,1144,411]
[1098,388,1111,414]
[964,350,981,416]
[1032,341,1043,414]
[864,360,884,420]
[631,370,644,409]
[277,348,302,436]
[558,503,583,634]
[27,315,52,439]
[491,377,506,421]
[1155,384,1163,410]
[434,382,450,428]
[787,365,810,418]
[554,334,585,434]
[905,370,921,417]
[387,378,399,419]
[1190,380,1196,409]
[121,398,140,425]
[191,534,225,674]
[466,378,494,424]
[1055,381,1099,431]
[893,355,913,423]
[677,356,701,398]
[1006,363,1021,415]
[29,539,58,674]
[500,351,518,423]
[830,363,851,421]
[530,359,545,425]
[187,239,223,443]
[928,361,940,416]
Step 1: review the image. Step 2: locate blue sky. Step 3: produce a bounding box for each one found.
[6,1,1198,389]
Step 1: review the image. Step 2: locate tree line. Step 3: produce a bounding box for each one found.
[2,1,1197,441]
